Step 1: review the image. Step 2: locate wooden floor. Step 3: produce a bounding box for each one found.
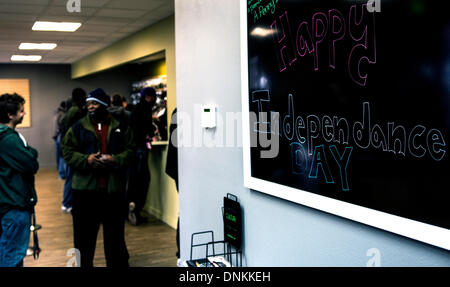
[24,168,177,267]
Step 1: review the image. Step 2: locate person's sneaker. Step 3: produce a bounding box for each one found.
[61,205,72,214]
[177,259,187,267]
[30,224,42,231]
[129,202,135,212]
[128,202,137,225]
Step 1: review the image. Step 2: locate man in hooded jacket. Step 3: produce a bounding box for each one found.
[0,93,39,267]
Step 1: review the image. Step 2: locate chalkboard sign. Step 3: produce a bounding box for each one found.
[241,0,450,249]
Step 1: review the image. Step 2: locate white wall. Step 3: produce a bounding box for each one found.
[175,0,450,266]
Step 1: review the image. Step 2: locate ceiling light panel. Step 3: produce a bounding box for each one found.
[32,21,82,32]
[11,55,42,62]
[51,0,110,8]
[19,43,57,50]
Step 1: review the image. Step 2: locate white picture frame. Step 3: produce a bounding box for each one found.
[240,0,450,250]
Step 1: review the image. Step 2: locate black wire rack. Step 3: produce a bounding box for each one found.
[187,230,242,267]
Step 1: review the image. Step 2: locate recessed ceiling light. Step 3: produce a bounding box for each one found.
[19,43,57,50]
[11,55,42,62]
[250,27,274,37]
[32,21,81,32]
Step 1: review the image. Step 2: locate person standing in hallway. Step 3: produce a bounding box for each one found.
[165,108,180,261]
[0,93,39,267]
[62,88,135,267]
[107,93,131,125]
[60,88,86,213]
[53,100,67,179]
[127,87,158,225]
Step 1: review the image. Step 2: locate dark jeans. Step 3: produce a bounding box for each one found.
[62,165,73,208]
[55,138,66,179]
[72,189,129,267]
[0,209,31,267]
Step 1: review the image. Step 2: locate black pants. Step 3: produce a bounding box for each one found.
[72,189,129,267]
[127,149,150,215]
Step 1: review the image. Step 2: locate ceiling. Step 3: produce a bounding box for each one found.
[0,0,174,64]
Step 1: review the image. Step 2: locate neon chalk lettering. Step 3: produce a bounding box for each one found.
[255,93,448,191]
[249,0,280,23]
[270,4,376,86]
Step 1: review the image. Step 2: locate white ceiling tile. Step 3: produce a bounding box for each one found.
[58,41,93,47]
[0,4,47,14]
[43,5,98,17]
[0,56,12,62]
[150,3,174,19]
[0,12,37,22]
[116,25,143,34]
[107,32,129,39]
[77,24,119,33]
[43,56,71,63]
[0,21,33,29]
[50,0,110,8]
[27,37,66,43]
[0,33,32,41]
[73,31,114,38]
[36,14,88,22]
[84,17,131,26]
[0,0,49,5]
[0,48,16,53]
[64,56,82,62]
[63,35,103,43]
[106,0,163,10]
[128,13,161,27]
[0,43,20,49]
[96,8,148,19]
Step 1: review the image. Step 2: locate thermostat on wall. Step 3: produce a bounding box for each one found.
[201,105,216,128]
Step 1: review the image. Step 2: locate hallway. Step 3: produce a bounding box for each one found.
[23,168,177,267]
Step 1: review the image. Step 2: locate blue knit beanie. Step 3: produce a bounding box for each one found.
[140,87,156,98]
[86,88,110,107]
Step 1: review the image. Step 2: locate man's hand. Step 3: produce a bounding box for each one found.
[100,154,115,167]
[87,152,104,168]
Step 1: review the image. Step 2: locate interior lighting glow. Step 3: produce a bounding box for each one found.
[250,27,275,37]
[11,55,42,62]
[19,43,57,50]
[32,21,81,32]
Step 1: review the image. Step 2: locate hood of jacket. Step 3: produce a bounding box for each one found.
[0,124,14,140]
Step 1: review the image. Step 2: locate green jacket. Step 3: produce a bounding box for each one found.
[0,124,38,215]
[61,115,135,193]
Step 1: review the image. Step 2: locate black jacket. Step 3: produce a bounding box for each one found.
[165,108,178,189]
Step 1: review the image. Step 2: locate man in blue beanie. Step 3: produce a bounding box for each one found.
[62,88,135,267]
